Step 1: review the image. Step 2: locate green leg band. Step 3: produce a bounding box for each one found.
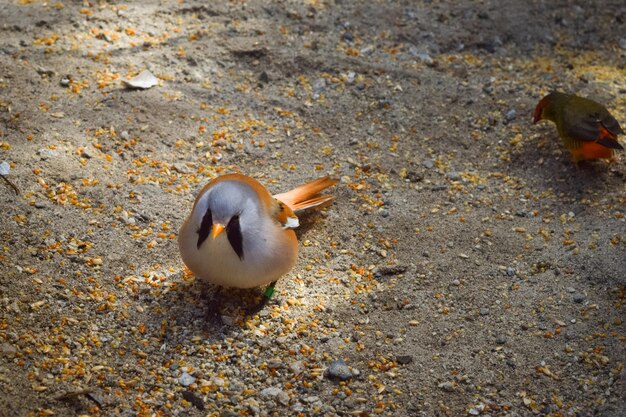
[263,285,276,300]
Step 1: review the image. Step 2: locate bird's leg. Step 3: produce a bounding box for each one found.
[246,281,277,316]
[205,286,223,323]
[1,175,19,195]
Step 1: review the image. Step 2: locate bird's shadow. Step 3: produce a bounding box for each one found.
[295,209,330,237]
[140,277,273,349]
[508,133,623,201]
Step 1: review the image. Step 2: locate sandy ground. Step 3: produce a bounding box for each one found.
[1,0,625,416]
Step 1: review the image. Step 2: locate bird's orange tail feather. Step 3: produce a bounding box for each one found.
[274,176,338,212]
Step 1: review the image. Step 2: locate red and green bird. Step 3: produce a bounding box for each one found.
[533,91,623,162]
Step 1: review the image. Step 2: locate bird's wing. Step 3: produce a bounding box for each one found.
[562,97,623,147]
[272,200,299,229]
[599,112,624,136]
[562,106,603,142]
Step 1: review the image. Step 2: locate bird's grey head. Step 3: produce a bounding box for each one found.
[194,180,261,258]
[202,181,258,223]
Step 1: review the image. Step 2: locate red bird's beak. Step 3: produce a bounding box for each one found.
[532,104,542,124]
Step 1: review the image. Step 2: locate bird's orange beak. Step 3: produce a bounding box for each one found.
[211,223,225,239]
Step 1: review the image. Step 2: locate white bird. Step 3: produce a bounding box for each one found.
[178,173,337,303]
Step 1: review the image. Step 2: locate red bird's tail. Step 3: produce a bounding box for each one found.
[275,176,338,213]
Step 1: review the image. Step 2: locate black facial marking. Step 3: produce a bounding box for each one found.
[196,208,213,249]
[226,215,244,260]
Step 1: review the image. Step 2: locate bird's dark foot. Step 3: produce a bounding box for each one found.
[204,286,223,323]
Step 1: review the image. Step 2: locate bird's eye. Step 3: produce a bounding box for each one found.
[226,215,244,260]
[196,208,213,249]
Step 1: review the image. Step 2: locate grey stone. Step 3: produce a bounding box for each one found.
[179,372,196,386]
[396,355,413,365]
[38,148,58,160]
[326,360,352,381]
[422,159,434,169]
[438,381,455,391]
[289,360,304,375]
[0,343,17,358]
[504,109,517,121]
[261,387,290,405]
[312,78,326,93]
[81,147,99,159]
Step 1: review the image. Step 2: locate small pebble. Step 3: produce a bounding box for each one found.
[480,307,490,316]
[221,315,236,326]
[396,355,413,365]
[504,109,517,121]
[469,403,485,415]
[302,396,320,403]
[0,342,17,358]
[422,159,434,169]
[495,335,507,345]
[438,381,455,392]
[417,52,434,65]
[312,78,326,93]
[179,372,196,386]
[360,45,374,55]
[326,360,352,381]
[267,358,282,369]
[81,147,99,159]
[289,360,304,375]
[261,387,290,405]
[573,293,585,303]
[38,148,58,160]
